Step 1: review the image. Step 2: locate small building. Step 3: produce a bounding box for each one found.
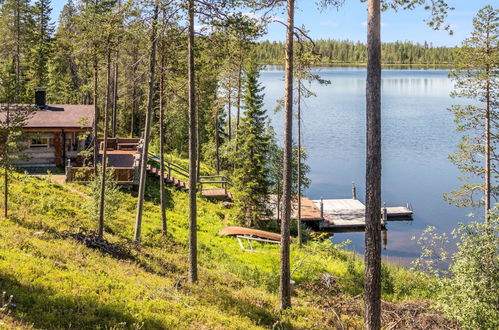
[6,90,95,167]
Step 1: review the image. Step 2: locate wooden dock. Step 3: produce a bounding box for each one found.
[308,198,412,232]
[269,195,413,232]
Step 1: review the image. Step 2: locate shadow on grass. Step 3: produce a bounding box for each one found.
[199,286,292,329]
[0,275,164,329]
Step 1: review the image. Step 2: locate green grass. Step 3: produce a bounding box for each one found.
[0,172,437,329]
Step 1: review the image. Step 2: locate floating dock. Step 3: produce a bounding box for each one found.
[307,198,413,232]
[269,195,413,232]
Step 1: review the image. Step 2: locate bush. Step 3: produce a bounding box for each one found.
[413,216,499,329]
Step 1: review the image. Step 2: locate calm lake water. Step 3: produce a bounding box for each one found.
[260,66,475,265]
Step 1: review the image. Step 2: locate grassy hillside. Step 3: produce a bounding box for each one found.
[0,173,453,329]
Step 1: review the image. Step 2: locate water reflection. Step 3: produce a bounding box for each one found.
[259,66,474,264]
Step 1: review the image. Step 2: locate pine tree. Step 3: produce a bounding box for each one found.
[0,0,34,102]
[445,5,499,222]
[26,0,54,94]
[0,62,35,218]
[280,0,294,310]
[47,0,81,104]
[233,56,271,227]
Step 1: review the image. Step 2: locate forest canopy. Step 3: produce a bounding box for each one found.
[255,39,457,65]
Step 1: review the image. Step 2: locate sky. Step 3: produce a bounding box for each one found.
[49,0,493,47]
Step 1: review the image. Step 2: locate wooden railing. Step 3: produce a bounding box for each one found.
[66,166,137,184]
[147,152,232,193]
[198,175,233,194]
[147,152,189,180]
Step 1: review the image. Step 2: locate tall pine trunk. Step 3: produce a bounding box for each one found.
[134,1,159,243]
[484,30,491,223]
[196,84,201,184]
[112,0,121,138]
[3,106,9,218]
[159,53,167,235]
[98,51,112,238]
[280,0,294,310]
[227,83,232,140]
[112,52,119,137]
[364,0,382,328]
[187,0,198,283]
[235,59,242,135]
[297,80,302,247]
[93,58,99,177]
[215,108,220,175]
[485,78,490,223]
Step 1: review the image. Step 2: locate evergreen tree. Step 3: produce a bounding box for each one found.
[445,5,499,222]
[0,61,35,218]
[47,0,82,104]
[0,0,34,102]
[26,0,54,94]
[233,56,271,227]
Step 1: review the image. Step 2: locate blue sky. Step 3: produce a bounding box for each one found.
[50,0,493,47]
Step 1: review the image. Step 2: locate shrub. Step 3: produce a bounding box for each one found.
[413,216,499,329]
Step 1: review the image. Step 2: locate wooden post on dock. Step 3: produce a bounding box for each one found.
[320,197,324,219]
[352,182,357,200]
[382,230,387,250]
[382,203,387,225]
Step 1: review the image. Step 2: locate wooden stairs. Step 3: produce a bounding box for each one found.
[146,153,233,200]
[146,164,189,190]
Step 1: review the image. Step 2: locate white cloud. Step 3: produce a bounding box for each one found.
[320,20,339,28]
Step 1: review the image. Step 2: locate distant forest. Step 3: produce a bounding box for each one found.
[255,39,457,65]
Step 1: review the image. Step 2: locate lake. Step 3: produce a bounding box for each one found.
[260,66,476,265]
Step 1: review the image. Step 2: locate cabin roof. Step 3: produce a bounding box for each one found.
[1,104,94,129]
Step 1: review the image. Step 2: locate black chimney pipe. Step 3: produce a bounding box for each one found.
[35,87,47,109]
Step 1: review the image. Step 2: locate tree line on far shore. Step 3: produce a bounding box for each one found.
[256,39,456,65]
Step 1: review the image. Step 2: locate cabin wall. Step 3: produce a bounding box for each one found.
[14,129,91,167]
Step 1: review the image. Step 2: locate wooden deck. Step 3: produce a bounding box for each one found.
[271,196,414,232]
[201,188,232,200]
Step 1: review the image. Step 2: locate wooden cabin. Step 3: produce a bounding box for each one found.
[7,90,94,167]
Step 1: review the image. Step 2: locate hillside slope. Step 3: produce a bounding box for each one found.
[0,173,454,329]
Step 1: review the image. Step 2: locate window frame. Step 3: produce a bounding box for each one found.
[30,137,49,148]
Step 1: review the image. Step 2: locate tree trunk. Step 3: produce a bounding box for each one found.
[196,82,201,184]
[3,106,9,218]
[15,2,20,98]
[112,0,121,138]
[484,58,490,223]
[280,0,294,310]
[297,80,302,247]
[159,53,167,235]
[112,51,119,137]
[215,108,220,175]
[187,0,198,283]
[227,83,232,140]
[134,1,159,243]
[3,165,7,218]
[98,51,112,238]
[235,59,242,135]
[364,0,382,329]
[93,59,99,177]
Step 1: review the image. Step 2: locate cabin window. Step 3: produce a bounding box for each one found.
[30,137,49,148]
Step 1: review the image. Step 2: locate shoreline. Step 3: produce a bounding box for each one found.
[260,62,454,69]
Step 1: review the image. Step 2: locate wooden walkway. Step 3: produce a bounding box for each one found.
[268,196,413,232]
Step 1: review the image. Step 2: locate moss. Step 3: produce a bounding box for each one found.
[0,172,437,329]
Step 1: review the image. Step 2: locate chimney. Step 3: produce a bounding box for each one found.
[35,87,47,109]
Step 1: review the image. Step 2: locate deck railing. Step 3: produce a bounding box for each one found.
[147,152,232,194]
[66,166,137,184]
